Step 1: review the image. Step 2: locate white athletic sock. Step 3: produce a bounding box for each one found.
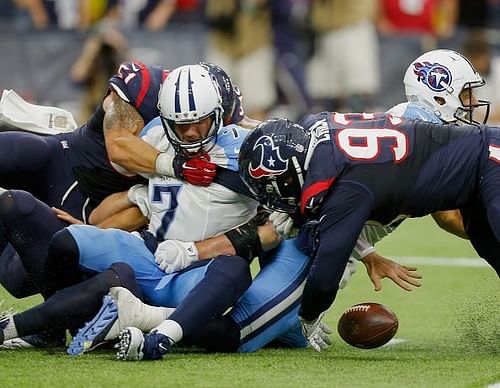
[105,305,174,341]
[154,319,183,345]
[104,287,175,341]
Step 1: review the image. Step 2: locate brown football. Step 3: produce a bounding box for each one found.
[337,302,398,349]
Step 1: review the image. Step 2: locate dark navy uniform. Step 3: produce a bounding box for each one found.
[296,112,499,320]
[0,61,167,297]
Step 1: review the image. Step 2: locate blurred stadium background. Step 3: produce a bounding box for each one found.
[0,0,499,125]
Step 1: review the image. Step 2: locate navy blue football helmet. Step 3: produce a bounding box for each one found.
[239,118,311,213]
[199,62,237,124]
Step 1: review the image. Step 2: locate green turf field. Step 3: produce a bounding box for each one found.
[0,216,498,388]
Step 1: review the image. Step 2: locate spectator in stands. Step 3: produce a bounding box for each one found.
[105,0,177,31]
[70,23,128,123]
[306,0,380,112]
[20,0,82,30]
[204,0,276,120]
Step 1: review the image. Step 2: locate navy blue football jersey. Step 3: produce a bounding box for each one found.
[59,61,168,205]
[298,112,489,224]
[297,112,498,321]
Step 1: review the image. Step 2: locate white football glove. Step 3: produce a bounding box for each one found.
[154,240,199,273]
[127,184,151,218]
[269,212,298,239]
[299,312,332,352]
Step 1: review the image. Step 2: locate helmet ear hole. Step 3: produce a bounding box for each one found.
[434,96,446,106]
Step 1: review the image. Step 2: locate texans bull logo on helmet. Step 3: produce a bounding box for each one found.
[248,135,289,179]
[413,61,452,92]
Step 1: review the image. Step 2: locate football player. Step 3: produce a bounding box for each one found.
[238,110,500,351]
[347,49,491,282]
[0,64,275,357]
[0,60,252,300]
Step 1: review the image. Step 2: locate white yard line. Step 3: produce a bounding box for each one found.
[392,256,489,268]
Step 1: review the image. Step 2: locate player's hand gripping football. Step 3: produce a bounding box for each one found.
[362,252,423,291]
[299,312,332,352]
[173,153,217,186]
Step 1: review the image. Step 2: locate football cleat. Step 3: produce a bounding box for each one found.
[67,294,118,356]
[0,305,16,345]
[116,327,171,361]
[1,333,66,349]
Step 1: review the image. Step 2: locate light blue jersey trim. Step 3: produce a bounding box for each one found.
[215,124,251,172]
[140,116,161,137]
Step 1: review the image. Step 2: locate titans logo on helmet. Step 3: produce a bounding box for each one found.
[249,136,289,179]
[413,61,452,92]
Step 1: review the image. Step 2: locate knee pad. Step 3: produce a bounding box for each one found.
[108,262,143,299]
[108,262,135,282]
[0,190,37,223]
[48,229,79,261]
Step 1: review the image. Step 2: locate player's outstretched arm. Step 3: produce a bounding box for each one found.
[88,190,148,231]
[155,215,281,273]
[361,251,422,291]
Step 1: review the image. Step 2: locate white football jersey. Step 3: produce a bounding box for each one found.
[138,118,258,242]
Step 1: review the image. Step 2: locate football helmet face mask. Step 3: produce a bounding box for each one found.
[404,49,490,125]
[158,64,224,154]
[239,118,311,213]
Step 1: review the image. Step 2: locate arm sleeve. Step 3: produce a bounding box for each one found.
[299,181,373,321]
[351,235,376,261]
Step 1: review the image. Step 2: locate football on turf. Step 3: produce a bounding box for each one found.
[337,302,398,349]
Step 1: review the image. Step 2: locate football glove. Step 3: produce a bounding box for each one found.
[173,154,217,186]
[299,312,332,352]
[269,212,298,239]
[154,240,199,273]
[127,184,151,218]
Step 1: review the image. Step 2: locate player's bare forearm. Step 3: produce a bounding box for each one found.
[89,191,136,225]
[431,210,468,239]
[96,206,148,232]
[103,92,159,173]
[196,235,236,260]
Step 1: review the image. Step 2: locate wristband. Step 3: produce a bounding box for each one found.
[155,152,175,177]
[225,220,263,263]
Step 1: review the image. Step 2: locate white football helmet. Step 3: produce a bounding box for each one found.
[158,64,224,153]
[404,49,490,125]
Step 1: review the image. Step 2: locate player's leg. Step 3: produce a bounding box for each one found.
[189,238,355,353]
[182,239,311,353]
[0,190,68,297]
[0,262,141,347]
[67,286,175,355]
[116,255,252,361]
[229,238,311,352]
[45,225,165,296]
[0,131,53,192]
[469,158,500,275]
[0,245,39,298]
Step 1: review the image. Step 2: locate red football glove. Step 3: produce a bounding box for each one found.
[173,154,217,186]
